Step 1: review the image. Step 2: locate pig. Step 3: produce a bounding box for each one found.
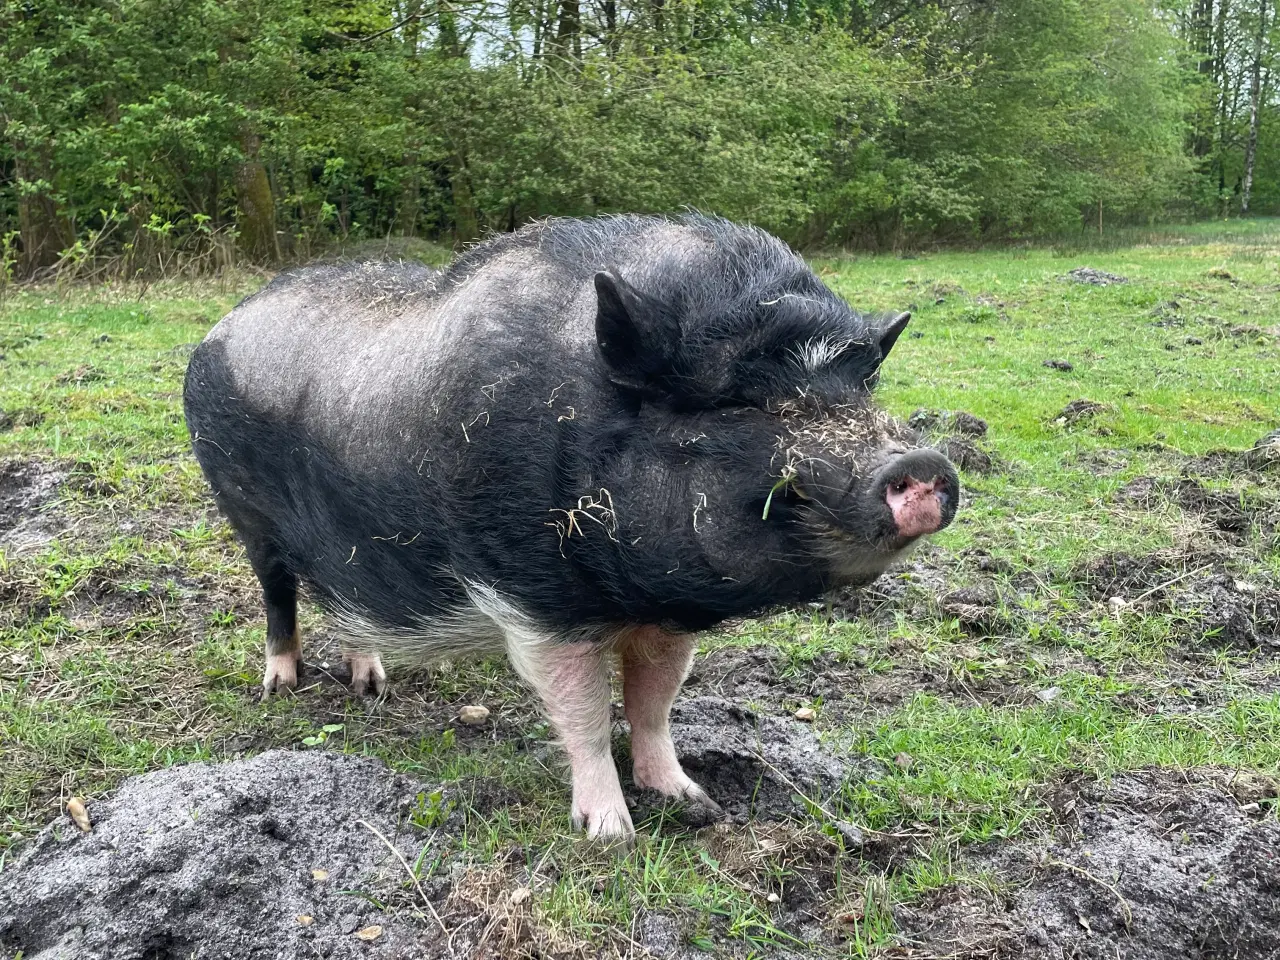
[183,214,958,843]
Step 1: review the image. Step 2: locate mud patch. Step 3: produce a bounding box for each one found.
[0,458,68,554]
[1075,550,1280,650]
[1062,267,1128,286]
[897,769,1280,960]
[661,696,855,822]
[1118,475,1273,541]
[0,750,438,960]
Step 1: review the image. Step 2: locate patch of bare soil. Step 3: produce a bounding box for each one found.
[1062,268,1128,286]
[897,768,1280,960]
[1076,550,1280,651]
[0,751,434,960]
[655,695,856,823]
[0,458,68,554]
[1118,475,1275,542]
[0,705,865,959]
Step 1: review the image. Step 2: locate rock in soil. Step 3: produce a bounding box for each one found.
[898,769,1280,959]
[0,750,433,960]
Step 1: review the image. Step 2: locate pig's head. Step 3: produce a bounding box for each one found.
[592,245,958,592]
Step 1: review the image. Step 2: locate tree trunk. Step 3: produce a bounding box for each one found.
[399,154,421,237]
[554,0,582,62]
[451,152,480,243]
[1241,0,1269,213]
[1192,0,1215,158]
[13,149,71,275]
[234,129,279,264]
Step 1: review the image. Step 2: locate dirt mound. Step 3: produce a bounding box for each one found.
[0,750,433,960]
[663,696,853,822]
[1053,399,1107,425]
[904,409,1001,475]
[898,769,1280,959]
[1063,267,1128,286]
[0,458,67,554]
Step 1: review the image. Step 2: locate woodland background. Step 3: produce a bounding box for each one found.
[1,0,1276,278]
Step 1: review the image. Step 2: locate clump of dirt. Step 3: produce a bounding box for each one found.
[663,696,853,822]
[0,407,45,432]
[0,750,435,960]
[1053,399,1107,425]
[898,768,1280,960]
[906,409,1001,475]
[937,436,998,476]
[1063,267,1128,286]
[1043,358,1074,372]
[908,409,989,437]
[0,458,68,554]
[1246,429,1280,468]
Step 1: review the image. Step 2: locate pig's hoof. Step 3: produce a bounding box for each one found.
[345,653,387,697]
[261,653,300,699]
[681,781,725,819]
[573,803,636,848]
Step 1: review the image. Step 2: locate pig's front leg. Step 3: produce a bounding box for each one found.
[507,636,634,844]
[621,630,723,817]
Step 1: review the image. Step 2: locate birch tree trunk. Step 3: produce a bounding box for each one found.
[1241,0,1270,213]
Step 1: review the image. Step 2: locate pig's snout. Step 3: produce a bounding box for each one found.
[873,449,958,539]
[791,446,959,545]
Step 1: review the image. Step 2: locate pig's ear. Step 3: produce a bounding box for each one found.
[593,270,680,386]
[876,312,911,364]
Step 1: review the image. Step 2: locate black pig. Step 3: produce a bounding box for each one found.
[183,215,958,842]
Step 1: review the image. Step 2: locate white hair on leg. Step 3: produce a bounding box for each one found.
[468,582,634,844]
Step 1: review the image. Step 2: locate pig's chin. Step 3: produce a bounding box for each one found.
[805,520,924,587]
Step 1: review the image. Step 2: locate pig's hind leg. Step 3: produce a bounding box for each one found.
[243,540,302,699]
[621,631,723,818]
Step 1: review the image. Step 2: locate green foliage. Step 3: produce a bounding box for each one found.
[0,0,1272,270]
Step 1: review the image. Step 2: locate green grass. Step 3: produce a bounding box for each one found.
[1,224,1278,955]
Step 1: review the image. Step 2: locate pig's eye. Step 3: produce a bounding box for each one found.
[890,480,909,495]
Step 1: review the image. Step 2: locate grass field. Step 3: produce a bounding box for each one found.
[1,222,1279,957]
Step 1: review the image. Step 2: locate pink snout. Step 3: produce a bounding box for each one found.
[886,475,948,538]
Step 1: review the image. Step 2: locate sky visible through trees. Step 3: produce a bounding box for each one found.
[1,0,1276,275]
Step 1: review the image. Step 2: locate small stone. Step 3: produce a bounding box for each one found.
[767,892,781,904]
[794,707,816,722]
[1234,580,1258,594]
[510,886,532,906]
[311,868,329,881]
[1107,596,1128,612]
[458,705,490,726]
[1240,802,1261,813]
[834,821,865,847]
[297,915,314,926]
[1043,359,1074,372]
[893,752,913,769]
[67,797,91,833]
[339,914,359,934]
[1035,687,1062,704]
[355,924,383,941]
